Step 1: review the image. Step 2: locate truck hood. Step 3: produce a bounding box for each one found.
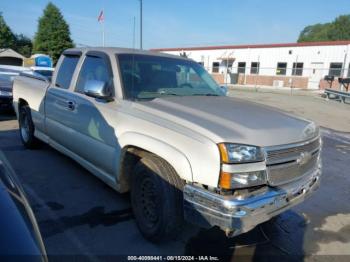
[133,96,317,147]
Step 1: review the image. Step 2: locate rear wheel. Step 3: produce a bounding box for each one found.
[19,105,39,149]
[131,154,185,242]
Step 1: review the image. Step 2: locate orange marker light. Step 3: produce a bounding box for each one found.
[218,143,229,163]
[219,171,232,189]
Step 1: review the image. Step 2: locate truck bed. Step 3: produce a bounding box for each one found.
[12,74,50,130]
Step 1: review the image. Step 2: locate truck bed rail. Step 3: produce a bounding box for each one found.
[19,71,50,83]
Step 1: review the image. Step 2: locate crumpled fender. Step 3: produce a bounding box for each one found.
[119,131,193,182]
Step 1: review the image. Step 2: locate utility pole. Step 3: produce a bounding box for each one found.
[255,55,260,92]
[133,16,136,49]
[139,0,143,50]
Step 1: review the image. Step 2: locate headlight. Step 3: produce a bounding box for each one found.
[218,143,265,164]
[303,122,319,140]
[219,170,267,189]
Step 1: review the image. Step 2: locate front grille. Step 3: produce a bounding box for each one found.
[265,137,321,186]
[266,138,320,165]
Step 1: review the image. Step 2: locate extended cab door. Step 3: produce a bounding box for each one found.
[45,51,81,150]
[47,50,120,177]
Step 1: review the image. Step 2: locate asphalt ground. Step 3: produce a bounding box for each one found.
[0,91,349,261]
[228,87,350,132]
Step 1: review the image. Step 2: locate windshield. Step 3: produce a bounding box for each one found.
[117,54,224,100]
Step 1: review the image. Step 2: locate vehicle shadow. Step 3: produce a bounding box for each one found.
[184,210,306,261]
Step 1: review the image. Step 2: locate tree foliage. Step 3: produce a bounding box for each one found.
[33,2,74,63]
[14,34,33,57]
[0,13,16,49]
[298,15,350,42]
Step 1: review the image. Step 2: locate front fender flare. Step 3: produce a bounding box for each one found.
[119,132,193,182]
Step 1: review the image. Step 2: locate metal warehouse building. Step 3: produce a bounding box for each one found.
[152,41,350,89]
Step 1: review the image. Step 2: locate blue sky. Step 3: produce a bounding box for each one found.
[2,0,350,49]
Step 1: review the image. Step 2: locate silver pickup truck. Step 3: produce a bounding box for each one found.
[13,48,322,242]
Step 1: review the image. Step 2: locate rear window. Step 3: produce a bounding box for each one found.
[55,55,79,89]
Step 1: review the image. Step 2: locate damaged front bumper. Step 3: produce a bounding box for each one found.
[183,168,321,236]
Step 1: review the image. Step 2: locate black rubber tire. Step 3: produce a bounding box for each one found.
[131,154,185,243]
[18,105,39,149]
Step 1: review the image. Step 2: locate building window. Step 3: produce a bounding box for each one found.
[250,62,260,74]
[212,62,220,73]
[276,62,287,75]
[238,62,246,74]
[292,62,303,76]
[329,63,343,77]
[225,60,233,68]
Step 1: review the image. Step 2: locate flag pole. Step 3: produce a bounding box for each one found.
[102,8,105,47]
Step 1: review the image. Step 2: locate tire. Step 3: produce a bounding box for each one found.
[19,105,39,149]
[131,154,185,242]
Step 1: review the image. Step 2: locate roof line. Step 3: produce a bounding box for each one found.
[150,40,350,52]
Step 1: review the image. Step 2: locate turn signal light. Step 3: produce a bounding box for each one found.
[219,171,232,189]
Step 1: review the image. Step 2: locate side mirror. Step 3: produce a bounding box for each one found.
[84,80,111,99]
[220,85,228,96]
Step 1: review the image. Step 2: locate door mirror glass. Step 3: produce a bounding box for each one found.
[84,80,111,99]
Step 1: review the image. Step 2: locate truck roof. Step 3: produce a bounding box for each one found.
[64,47,191,61]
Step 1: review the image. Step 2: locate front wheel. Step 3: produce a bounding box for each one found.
[131,155,185,242]
[19,105,39,149]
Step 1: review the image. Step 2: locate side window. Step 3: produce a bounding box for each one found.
[176,66,203,88]
[75,56,113,94]
[55,55,80,89]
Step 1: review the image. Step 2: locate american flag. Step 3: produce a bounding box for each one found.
[98,10,104,22]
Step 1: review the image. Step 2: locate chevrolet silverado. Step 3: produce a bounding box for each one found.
[12,48,322,242]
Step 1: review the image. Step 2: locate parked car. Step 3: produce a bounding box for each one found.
[0,71,16,110]
[0,66,53,111]
[12,47,322,242]
[0,151,47,261]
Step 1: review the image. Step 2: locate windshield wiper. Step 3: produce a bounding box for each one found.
[157,91,181,96]
[192,93,220,96]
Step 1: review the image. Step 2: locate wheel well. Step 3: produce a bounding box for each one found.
[18,98,28,109]
[118,146,166,193]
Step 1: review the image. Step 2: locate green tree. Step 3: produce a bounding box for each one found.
[298,15,350,42]
[0,13,16,49]
[328,15,350,40]
[33,2,74,63]
[14,34,33,57]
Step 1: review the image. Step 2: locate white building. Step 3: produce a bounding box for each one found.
[152,41,350,89]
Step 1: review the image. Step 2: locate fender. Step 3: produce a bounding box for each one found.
[119,131,193,182]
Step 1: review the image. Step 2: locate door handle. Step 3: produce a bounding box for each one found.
[67,101,76,111]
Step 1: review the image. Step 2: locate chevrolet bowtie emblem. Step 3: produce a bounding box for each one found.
[296,152,312,166]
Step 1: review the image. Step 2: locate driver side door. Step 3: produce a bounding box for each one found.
[66,52,120,176]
